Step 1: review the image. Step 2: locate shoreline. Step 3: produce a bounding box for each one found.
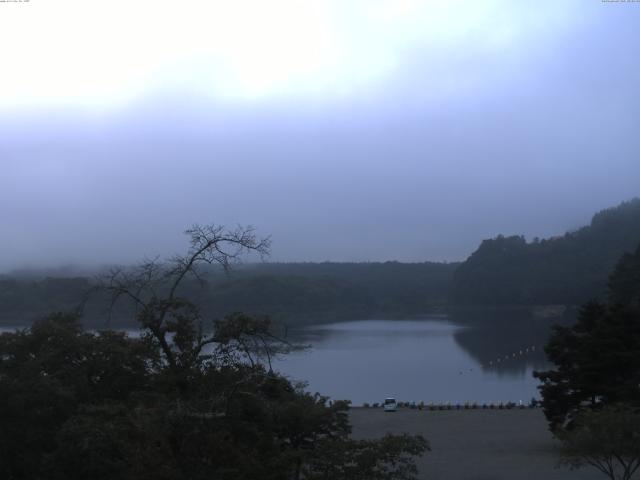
[353,401,538,409]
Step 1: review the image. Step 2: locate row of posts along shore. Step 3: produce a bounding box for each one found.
[358,400,541,410]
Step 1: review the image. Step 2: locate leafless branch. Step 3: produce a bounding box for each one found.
[92,224,270,374]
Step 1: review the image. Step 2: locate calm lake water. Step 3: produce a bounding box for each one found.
[1,310,570,406]
[273,312,567,406]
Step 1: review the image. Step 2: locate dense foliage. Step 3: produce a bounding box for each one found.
[0,313,426,480]
[0,277,91,324]
[196,261,456,322]
[534,302,640,431]
[452,198,640,305]
[0,261,457,327]
[0,224,428,479]
[534,244,640,431]
[609,244,640,308]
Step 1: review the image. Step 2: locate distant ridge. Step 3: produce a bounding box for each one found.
[452,198,640,306]
[0,261,458,327]
[3,199,639,324]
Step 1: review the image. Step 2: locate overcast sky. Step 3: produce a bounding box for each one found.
[1,0,639,270]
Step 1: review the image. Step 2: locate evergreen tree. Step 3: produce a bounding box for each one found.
[534,245,640,432]
[453,198,640,305]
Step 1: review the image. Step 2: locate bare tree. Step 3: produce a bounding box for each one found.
[98,224,271,373]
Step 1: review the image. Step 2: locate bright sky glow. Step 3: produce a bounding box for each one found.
[0,0,581,108]
[1,0,638,268]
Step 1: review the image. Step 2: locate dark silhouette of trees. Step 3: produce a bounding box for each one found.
[453,198,640,306]
[534,244,640,479]
[0,224,428,479]
[0,262,457,328]
[557,405,640,480]
[534,244,640,432]
[609,244,640,308]
[98,224,271,375]
[534,302,640,431]
[0,313,157,479]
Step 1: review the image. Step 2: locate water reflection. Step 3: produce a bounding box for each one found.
[449,308,571,378]
[275,311,572,405]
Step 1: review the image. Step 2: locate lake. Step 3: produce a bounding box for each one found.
[1,309,570,406]
[273,311,567,406]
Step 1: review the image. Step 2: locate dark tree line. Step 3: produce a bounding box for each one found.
[4,199,638,324]
[0,277,91,323]
[194,261,456,322]
[534,244,640,479]
[534,243,640,431]
[0,262,457,328]
[452,198,640,306]
[0,225,428,480]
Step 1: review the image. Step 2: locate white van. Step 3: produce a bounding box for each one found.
[383,397,397,412]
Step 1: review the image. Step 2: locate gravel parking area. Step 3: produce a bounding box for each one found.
[349,408,604,480]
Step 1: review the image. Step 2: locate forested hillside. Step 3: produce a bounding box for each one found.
[608,243,640,307]
[0,277,91,324]
[452,199,640,305]
[2,199,639,323]
[0,262,457,326]
[197,262,456,320]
